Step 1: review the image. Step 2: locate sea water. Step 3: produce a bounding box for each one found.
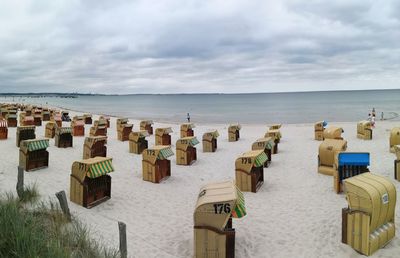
[2,89,399,124]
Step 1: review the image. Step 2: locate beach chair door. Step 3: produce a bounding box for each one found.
[235,130,239,140]
[162,134,171,145]
[212,138,217,152]
[187,146,197,165]
[156,159,170,183]
[139,139,148,154]
[251,166,264,193]
[85,175,111,208]
[0,127,7,139]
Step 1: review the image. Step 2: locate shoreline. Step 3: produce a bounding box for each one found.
[2,100,393,126]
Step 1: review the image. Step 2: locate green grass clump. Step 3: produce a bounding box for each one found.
[0,189,118,258]
[18,183,39,203]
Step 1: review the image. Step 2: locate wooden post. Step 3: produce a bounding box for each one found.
[118,221,127,258]
[55,190,71,221]
[16,166,24,198]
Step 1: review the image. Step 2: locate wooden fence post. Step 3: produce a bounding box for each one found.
[118,221,127,258]
[55,190,71,221]
[16,166,24,198]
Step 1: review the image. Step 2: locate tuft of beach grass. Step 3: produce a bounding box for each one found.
[0,186,119,258]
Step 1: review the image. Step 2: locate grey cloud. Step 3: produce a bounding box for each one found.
[0,0,399,93]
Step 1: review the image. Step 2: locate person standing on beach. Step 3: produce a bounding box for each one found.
[381,112,384,120]
[187,113,190,122]
[372,107,376,117]
[371,115,375,127]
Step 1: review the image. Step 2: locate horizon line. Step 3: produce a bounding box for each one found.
[0,87,398,96]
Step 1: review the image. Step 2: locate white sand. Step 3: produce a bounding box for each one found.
[1,110,400,258]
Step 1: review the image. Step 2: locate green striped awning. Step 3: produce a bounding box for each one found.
[158,147,174,159]
[210,131,219,138]
[87,159,114,178]
[59,127,72,134]
[190,137,200,146]
[27,139,49,151]
[254,152,268,167]
[7,114,17,119]
[266,140,274,150]
[232,186,246,218]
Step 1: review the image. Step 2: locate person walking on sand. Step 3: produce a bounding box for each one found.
[187,113,190,122]
[372,107,376,117]
[381,112,384,121]
[371,115,375,128]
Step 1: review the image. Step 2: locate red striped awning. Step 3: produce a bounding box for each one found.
[0,120,7,127]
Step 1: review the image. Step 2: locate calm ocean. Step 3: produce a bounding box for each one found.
[2,89,399,124]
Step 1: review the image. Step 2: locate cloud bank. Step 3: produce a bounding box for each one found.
[0,0,399,93]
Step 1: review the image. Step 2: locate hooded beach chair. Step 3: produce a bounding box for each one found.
[83,113,92,124]
[16,126,36,147]
[20,112,34,126]
[61,111,71,122]
[90,119,107,137]
[116,118,133,141]
[45,121,57,138]
[140,120,154,135]
[71,117,85,136]
[70,157,114,208]
[235,150,268,193]
[357,120,372,140]
[314,121,326,141]
[83,136,107,159]
[176,136,199,165]
[33,110,42,126]
[55,127,73,148]
[323,126,343,140]
[142,145,174,183]
[251,137,274,167]
[202,130,219,152]
[180,123,195,138]
[228,124,241,142]
[194,181,246,258]
[42,108,50,121]
[6,110,17,127]
[99,115,110,128]
[19,139,49,171]
[264,130,281,154]
[155,127,173,145]
[51,113,62,127]
[389,127,400,153]
[333,152,370,193]
[342,173,396,256]
[129,130,149,154]
[318,139,347,176]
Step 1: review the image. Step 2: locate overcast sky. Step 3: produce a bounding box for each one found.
[0,0,399,94]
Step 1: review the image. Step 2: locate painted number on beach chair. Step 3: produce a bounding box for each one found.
[241,157,252,164]
[146,150,156,156]
[257,142,264,147]
[213,203,231,214]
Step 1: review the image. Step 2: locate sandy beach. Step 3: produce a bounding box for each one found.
[1,109,399,258]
